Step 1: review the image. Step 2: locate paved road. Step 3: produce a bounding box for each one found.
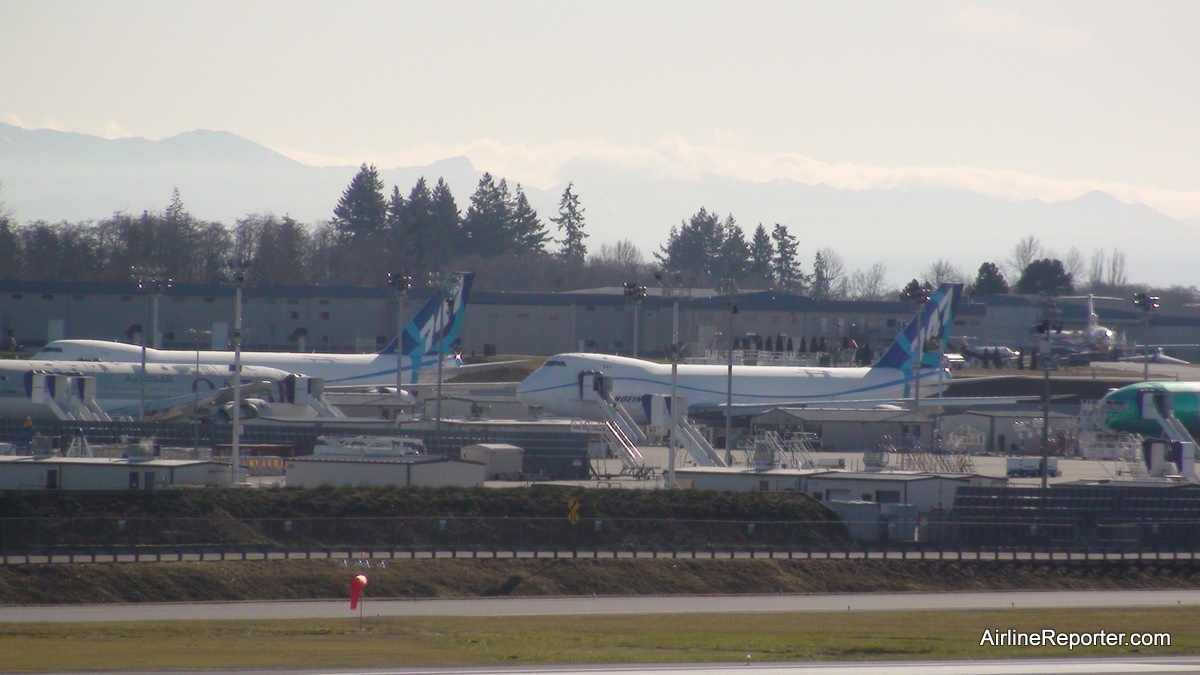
[6,588,1200,623]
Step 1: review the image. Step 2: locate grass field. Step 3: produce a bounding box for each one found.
[1,606,1196,672]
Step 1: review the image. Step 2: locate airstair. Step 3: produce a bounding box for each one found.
[1138,389,1200,483]
[672,416,727,467]
[746,431,818,470]
[27,373,112,422]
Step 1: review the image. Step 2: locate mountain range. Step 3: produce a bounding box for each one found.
[1,122,1196,288]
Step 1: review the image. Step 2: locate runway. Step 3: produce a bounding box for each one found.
[5,588,1200,623]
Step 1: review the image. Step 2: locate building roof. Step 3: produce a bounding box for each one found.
[0,456,219,467]
[287,456,483,466]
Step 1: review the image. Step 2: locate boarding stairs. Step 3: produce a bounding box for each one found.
[1139,390,1200,483]
[747,431,818,470]
[28,373,112,422]
[583,397,651,476]
[672,417,727,467]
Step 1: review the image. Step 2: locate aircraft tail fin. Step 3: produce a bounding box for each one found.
[873,283,963,371]
[399,273,475,382]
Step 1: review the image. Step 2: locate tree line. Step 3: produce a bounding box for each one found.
[0,175,1195,307]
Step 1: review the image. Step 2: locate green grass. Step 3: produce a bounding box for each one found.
[1,607,1196,672]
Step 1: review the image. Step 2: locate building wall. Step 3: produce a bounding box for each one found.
[0,459,224,490]
[5,281,1199,359]
[285,458,484,487]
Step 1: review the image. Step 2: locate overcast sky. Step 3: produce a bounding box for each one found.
[4,1,1200,227]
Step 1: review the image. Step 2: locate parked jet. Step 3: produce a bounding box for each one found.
[35,274,475,387]
[950,338,1021,367]
[0,359,312,422]
[1041,295,1118,361]
[1100,381,1200,439]
[516,284,966,423]
[1117,347,1190,366]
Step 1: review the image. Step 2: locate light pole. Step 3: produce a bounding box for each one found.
[900,281,932,414]
[186,328,210,452]
[226,262,248,486]
[623,282,647,357]
[656,271,683,486]
[1034,296,1059,491]
[718,280,738,464]
[1133,292,1160,382]
[131,267,170,422]
[429,273,460,453]
[388,272,412,402]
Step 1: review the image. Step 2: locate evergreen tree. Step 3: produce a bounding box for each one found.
[399,178,434,272]
[747,223,774,288]
[428,178,460,269]
[552,182,588,262]
[333,164,388,242]
[771,223,805,290]
[508,184,550,253]
[0,215,21,280]
[712,216,749,284]
[969,262,1009,295]
[1016,258,1073,295]
[654,208,724,284]
[460,173,512,257]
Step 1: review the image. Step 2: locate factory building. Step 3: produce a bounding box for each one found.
[0,456,226,490]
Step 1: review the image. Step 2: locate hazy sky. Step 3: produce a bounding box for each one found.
[4,1,1200,225]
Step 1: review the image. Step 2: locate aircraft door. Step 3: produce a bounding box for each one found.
[578,370,612,402]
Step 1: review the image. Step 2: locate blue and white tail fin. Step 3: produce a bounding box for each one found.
[873,283,963,371]
[399,272,475,382]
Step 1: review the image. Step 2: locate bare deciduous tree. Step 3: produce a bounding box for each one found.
[847,262,889,301]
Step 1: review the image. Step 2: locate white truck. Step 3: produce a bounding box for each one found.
[1006,457,1060,478]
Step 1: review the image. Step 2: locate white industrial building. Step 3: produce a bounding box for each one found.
[675,467,1004,516]
[941,410,1077,455]
[460,443,524,480]
[0,456,226,490]
[285,456,486,487]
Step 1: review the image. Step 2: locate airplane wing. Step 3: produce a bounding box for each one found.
[108,381,273,422]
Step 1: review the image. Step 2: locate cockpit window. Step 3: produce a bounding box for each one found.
[39,347,62,353]
[545,360,566,367]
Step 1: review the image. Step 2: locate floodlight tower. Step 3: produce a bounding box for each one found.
[1133,292,1161,382]
[225,261,249,486]
[623,282,647,357]
[387,272,412,401]
[900,281,932,413]
[131,266,170,422]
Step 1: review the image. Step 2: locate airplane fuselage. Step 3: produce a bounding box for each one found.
[516,353,945,423]
[35,340,453,386]
[0,359,296,420]
[1100,381,1200,438]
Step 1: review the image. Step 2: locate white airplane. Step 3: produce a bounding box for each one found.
[517,284,969,423]
[1044,294,1117,360]
[0,359,312,422]
[34,274,475,388]
[1117,347,1190,366]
